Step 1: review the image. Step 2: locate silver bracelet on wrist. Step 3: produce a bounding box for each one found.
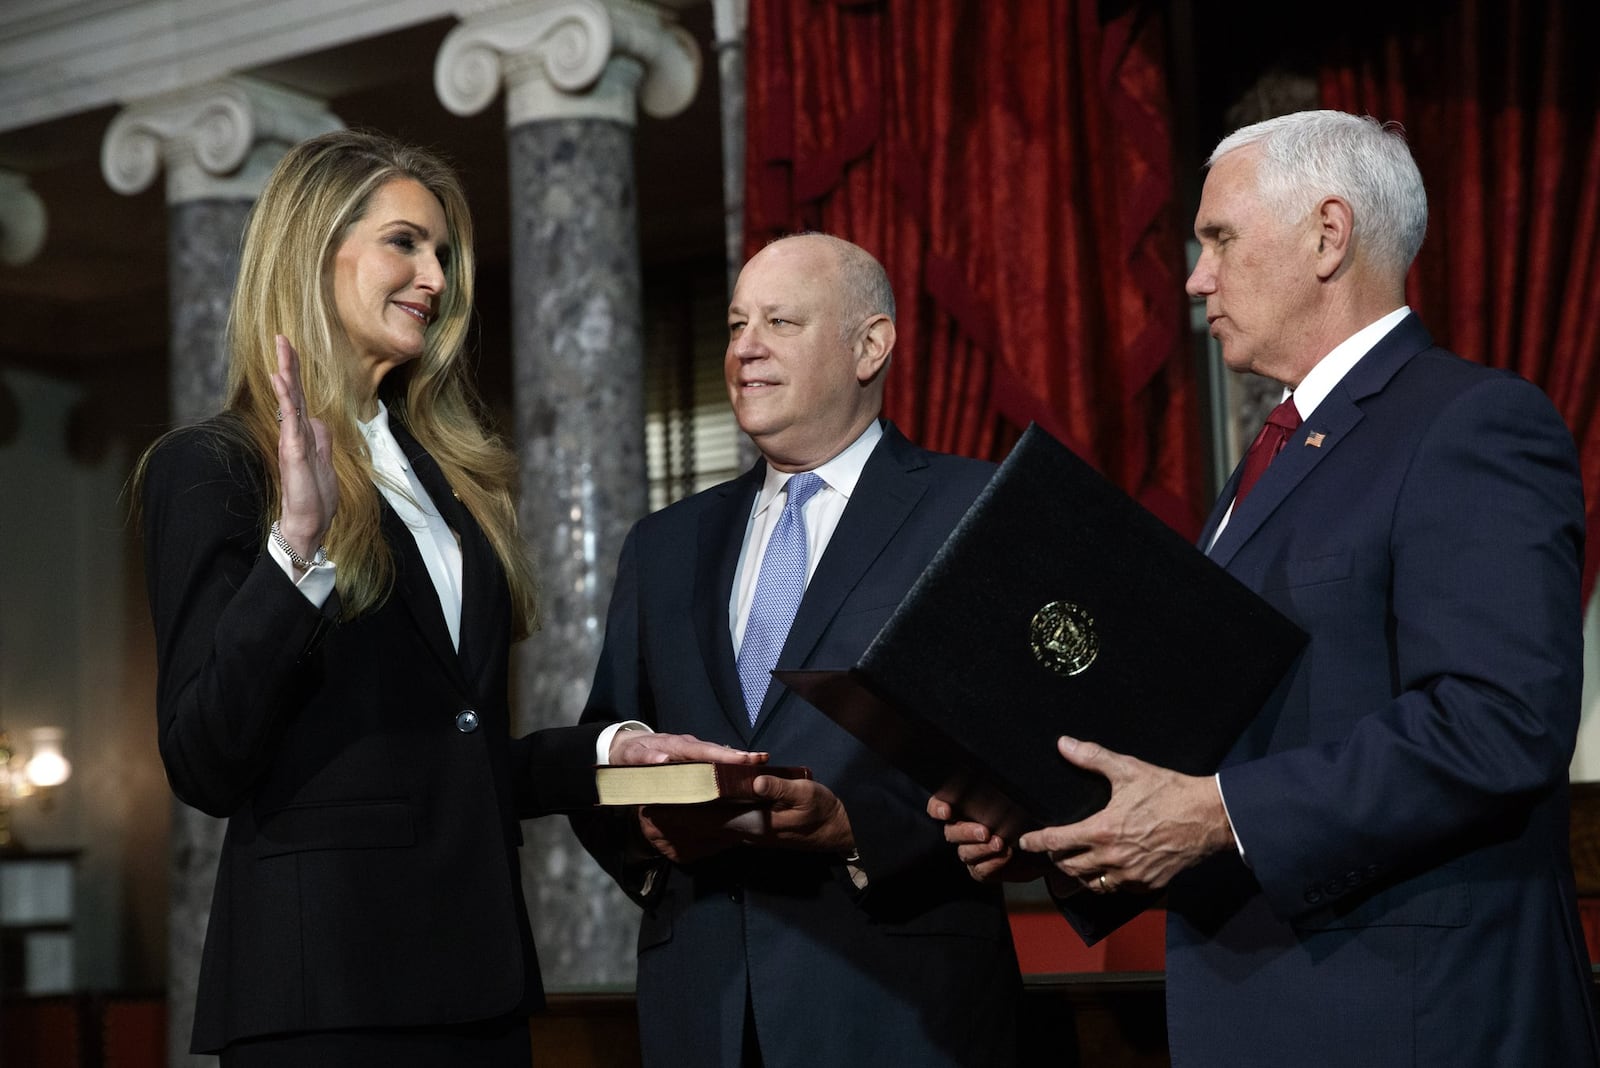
[270,520,327,571]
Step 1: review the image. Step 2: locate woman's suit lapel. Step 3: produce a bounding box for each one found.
[386,418,506,694]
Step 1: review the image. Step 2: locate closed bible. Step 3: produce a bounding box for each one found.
[594,762,812,806]
[778,423,1306,843]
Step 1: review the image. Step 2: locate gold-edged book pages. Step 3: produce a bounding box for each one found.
[593,763,813,806]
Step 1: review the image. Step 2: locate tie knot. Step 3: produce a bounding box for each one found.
[783,472,826,512]
[1267,397,1302,432]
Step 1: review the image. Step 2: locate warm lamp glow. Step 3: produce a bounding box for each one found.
[23,727,70,788]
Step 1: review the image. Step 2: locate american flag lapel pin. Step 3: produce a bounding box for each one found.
[1305,431,1326,448]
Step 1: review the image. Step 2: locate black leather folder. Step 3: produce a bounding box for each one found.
[779,423,1306,844]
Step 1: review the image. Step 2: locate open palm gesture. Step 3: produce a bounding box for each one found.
[269,334,338,563]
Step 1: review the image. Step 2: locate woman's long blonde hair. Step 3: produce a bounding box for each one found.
[209,129,536,636]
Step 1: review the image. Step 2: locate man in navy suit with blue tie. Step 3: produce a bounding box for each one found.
[574,234,1019,1067]
[938,110,1600,1064]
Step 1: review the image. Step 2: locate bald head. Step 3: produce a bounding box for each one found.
[725,234,898,471]
[780,233,897,335]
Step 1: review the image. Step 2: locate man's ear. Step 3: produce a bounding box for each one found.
[1315,195,1354,280]
[855,315,895,383]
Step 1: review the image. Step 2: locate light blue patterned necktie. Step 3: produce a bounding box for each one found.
[738,472,827,723]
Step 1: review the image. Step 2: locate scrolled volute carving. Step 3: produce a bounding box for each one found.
[436,0,613,118]
[436,0,701,126]
[0,170,48,266]
[610,5,700,119]
[101,78,339,202]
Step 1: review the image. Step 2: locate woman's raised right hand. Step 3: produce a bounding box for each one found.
[269,334,338,563]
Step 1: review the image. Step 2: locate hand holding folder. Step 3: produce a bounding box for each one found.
[779,425,1307,937]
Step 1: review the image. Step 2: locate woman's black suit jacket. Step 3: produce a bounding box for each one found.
[141,416,603,1053]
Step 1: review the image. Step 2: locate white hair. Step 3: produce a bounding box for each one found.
[1209,110,1428,276]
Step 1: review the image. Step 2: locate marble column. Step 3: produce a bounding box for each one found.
[436,0,700,987]
[710,0,747,298]
[709,0,759,471]
[101,78,338,1067]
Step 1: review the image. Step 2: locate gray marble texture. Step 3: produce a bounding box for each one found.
[508,117,649,988]
[714,11,761,475]
[165,197,250,1068]
[167,200,248,427]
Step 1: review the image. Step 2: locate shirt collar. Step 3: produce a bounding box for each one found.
[358,399,409,473]
[1288,306,1411,419]
[358,399,389,437]
[752,419,884,517]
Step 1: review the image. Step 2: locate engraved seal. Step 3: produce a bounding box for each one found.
[1030,600,1099,676]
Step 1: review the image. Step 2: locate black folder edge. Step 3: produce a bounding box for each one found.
[777,666,1044,840]
[777,665,1167,942]
[777,423,1308,944]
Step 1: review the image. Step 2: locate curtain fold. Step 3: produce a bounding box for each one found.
[746,0,1203,536]
[1320,0,1600,599]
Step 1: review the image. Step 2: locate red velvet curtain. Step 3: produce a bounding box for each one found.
[746,0,1203,536]
[1320,0,1600,599]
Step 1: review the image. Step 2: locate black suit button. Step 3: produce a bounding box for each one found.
[455,709,480,733]
[729,887,743,903]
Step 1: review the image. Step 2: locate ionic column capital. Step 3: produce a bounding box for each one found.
[100,77,341,203]
[0,171,47,266]
[435,0,701,127]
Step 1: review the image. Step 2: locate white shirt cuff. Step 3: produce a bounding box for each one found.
[595,720,653,764]
[267,537,336,607]
[1215,771,1248,864]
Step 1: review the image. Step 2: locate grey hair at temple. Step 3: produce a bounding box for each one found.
[1209,109,1428,278]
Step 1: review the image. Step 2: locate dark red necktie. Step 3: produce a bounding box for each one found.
[1233,396,1301,506]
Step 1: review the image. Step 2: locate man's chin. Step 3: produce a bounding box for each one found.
[1218,348,1253,375]
[732,405,781,441]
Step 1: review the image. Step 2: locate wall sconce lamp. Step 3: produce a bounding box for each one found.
[0,726,73,850]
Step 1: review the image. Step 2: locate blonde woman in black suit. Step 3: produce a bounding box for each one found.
[137,129,749,1066]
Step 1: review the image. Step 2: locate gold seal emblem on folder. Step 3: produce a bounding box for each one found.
[1030,600,1099,676]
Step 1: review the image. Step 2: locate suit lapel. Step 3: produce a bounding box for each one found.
[377,496,466,688]
[693,466,763,741]
[384,417,492,692]
[752,425,928,741]
[1197,468,1240,553]
[1205,313,1434,566]
[1205,396,1363,566]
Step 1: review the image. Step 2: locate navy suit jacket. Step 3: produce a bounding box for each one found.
[142,415,603,1053]
[1163,314,1600,1065]
[573,423,1020,1068]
